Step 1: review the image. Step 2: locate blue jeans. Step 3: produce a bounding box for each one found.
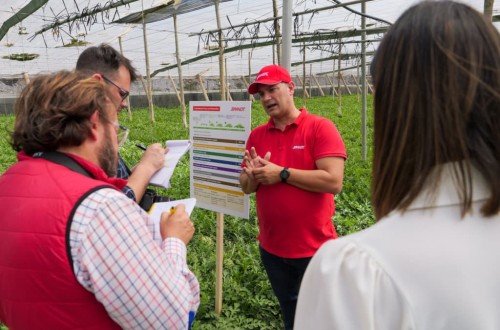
[259,246,312,330]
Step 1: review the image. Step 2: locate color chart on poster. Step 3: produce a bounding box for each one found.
[189,101,251,219]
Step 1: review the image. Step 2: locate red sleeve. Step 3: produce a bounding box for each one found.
[313,117,347,160]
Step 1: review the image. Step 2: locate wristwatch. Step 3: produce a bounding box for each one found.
[280,167,290,183]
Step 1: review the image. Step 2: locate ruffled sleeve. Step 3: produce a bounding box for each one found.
[295,239,415,330]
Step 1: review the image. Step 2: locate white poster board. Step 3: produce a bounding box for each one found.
[189,101,251,219]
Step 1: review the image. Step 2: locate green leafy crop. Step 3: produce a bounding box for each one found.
[0,94,375,329]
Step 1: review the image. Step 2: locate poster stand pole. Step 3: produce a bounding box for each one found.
[215,212,224,314]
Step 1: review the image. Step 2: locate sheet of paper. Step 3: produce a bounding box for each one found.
[149,140,192,188]
[148,197,197,235]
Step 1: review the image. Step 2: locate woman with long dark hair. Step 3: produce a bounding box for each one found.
[295,1,500,329]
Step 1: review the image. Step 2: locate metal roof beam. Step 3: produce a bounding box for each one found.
[0,0,48,42]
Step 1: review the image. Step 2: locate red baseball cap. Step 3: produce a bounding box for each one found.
[248,64,292,94]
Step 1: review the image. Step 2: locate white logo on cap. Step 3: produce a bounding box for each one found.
[256,72,269,80]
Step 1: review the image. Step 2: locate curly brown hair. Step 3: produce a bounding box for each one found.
[11,70,112,155]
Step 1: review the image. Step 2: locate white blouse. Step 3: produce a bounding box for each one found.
[295,165,500,330]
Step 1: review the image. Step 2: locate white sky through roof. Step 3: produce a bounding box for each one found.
[0,0,496,78]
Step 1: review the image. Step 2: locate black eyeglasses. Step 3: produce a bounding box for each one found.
[101,75,130,101]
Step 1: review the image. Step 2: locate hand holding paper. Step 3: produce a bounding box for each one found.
[149,198,197,244]
[160,204,195,244]
[149,140,192,188]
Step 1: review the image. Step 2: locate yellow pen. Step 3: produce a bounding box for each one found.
[170,206,176,215]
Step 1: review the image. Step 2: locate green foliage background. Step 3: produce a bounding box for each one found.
[0,95,375,329]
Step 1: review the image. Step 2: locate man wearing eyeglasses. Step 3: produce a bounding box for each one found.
[240,64,347,330]
[76,43,167,207]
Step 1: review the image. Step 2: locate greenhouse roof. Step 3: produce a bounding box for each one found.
[0,0,497,78]
[114,0,234,24]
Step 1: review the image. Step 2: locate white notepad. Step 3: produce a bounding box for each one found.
[148,197,197,235]
[149,140,192,188]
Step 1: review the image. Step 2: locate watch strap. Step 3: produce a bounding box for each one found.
[280,167,290,183]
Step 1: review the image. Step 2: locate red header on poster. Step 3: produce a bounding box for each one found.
[193,106,220,112]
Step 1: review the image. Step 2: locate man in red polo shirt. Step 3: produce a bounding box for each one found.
[239,64,347,330]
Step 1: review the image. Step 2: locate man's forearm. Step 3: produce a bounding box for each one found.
[127,163,158,201]
[285,157,345,194]
[285,168,343,194]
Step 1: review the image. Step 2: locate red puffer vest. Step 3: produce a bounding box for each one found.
[0,152,126,329]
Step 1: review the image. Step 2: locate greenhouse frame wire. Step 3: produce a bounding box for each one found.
[0,0,497,79]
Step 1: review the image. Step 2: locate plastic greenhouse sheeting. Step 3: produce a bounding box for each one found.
[0,0,495,78]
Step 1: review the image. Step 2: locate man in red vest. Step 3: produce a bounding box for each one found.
[0,71,199,329]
